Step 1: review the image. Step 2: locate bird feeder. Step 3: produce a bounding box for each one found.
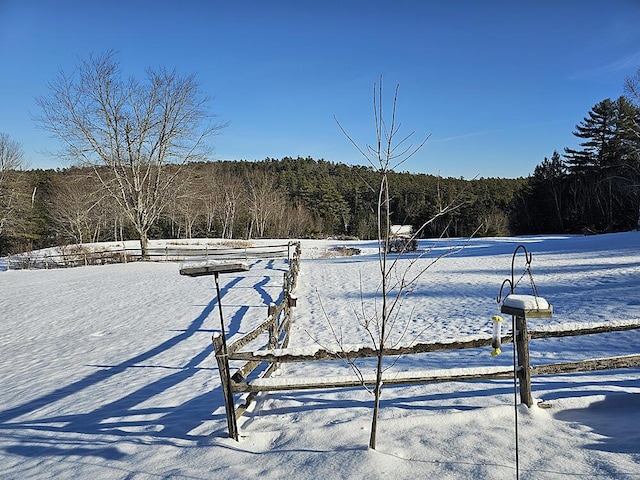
[179,260,250,277]
[501,294,553,319]
[491,315,504,356]
[179,260,249,441]
[495,244,552,408]
[496,244,553,320]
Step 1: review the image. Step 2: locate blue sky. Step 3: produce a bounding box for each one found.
[1,1,639,179]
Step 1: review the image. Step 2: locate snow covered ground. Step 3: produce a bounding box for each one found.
[1,233,639,479]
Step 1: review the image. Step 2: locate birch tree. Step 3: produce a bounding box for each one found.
[215,168,245,239]
[50,172,107,244]
[35,51,224,257]
[0,133,26,238]
[245,170,285,239]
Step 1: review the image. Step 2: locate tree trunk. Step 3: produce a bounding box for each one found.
[369,380,381,449]
[140,232,149,259]
[369,173,391,450]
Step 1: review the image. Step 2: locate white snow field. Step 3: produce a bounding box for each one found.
[1,233,639,479]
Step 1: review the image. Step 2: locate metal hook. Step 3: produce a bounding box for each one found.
[496,278,513,304]
[497,244,533,304]
[511,244,532,288]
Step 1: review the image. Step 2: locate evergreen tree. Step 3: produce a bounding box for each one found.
[527,152,567,233]
[614,96,640,173]
[563,97,639,230]
[564,98,618,174]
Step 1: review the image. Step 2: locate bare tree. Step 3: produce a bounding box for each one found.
[35,51,225,257]
[49,171,107,244]
[214,168,245,239]
[0,133,26,238]
[245,170,285,239]
[335,79,465,449]
[266,196,311,238]
[624,67,640,107]
[170,173,204,239]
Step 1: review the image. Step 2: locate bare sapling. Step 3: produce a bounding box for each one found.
[333,77,467,449]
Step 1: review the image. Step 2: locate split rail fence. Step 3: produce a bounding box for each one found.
[5,242,291,270]
[212,244,640,440]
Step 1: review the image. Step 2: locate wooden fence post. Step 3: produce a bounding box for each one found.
[283,272,288,301]
[281,301,292,349]
[213,333,239,440]
[515,315,533,407]
[267,302,278,371]
[268,303,278,349]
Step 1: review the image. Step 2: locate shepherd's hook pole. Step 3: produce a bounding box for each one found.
[214,271,239,440]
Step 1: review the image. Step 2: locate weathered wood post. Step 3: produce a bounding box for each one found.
[212,332,238,440]
[268,302,278,350]
[267,302,278,372]
[514,315,533,407]
[283,271,289,295]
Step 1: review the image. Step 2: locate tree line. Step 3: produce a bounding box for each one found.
[1,133,637,256]
[0,157,526,255]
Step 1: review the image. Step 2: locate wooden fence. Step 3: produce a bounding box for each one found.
[225,321,640,394]
[5,242,292,270]
[212,241,301,439]
[212,245,640,439]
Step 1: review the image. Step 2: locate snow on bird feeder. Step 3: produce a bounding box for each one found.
[492,244,552,358]
[178,259,250,339]
[500,294,553,319]
[179,260,249,277]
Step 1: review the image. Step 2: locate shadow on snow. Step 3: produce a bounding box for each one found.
[0,276,251,460]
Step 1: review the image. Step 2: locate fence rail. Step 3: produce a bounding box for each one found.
[227,321,640,382]
[234,366,517,393]
[4,242,292,270]
[213,297,640,439]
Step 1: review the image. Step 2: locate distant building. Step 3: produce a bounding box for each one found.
[390,225,413,237]
[388,225,417,253]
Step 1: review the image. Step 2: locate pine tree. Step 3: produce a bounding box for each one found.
[563,98,634,230]
[564,98,618,174]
